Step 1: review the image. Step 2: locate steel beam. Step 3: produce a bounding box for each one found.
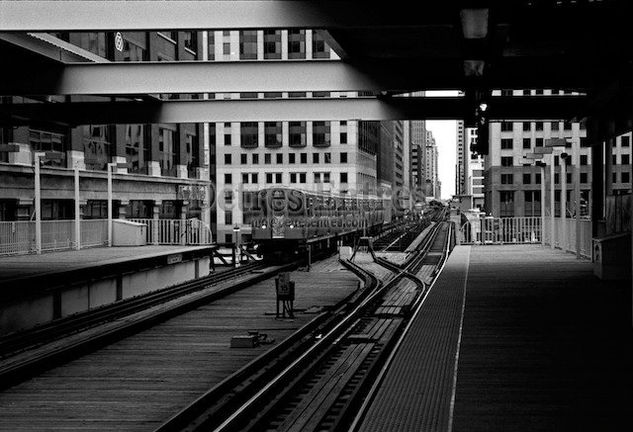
[1,58,601,96]
[0,96,588,126]
[0,1,453,32]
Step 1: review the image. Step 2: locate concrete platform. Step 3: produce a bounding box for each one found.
[358,245,632,432]
[0,255,361,432]
[0,245,216,287]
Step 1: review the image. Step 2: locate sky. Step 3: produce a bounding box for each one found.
[426,120,457,200]
[424,91,459,200]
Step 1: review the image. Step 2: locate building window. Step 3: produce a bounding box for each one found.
[124,124,149,174]
[340,172,348,183]
[612,154,617,165]
[266,172,273,183]
[290,172,297,183]
[312,121,331,147]
[224,154,231,165]
[224,233,233,243]
[522,122,531,132]
[252,153,259,164]
[622,136,630,147]
[263,30,281,59]
[252,173,258,183]
[289,121,306,147]
[239,30,257,60]
[500,191,514,217]
[122,33,147,61]
[299,172,306,183]
[83,125,114,171]
[288,29,306,59]
[289,153,296,164]
[340,152,348,163]
[501,138,513,150]
[241,154,247,164]
[183,31,197,53]
[623,171,630,183]
[622,154,630,165]
[275,173,282,183]
[224,132,232,146]
[501,156,513,167]
[340,132,348,144]
[524,190,541,217]
[265,153,271,164]
[324,152,331,163]
[276,153,283,164]
[224,211,233,225]
[224,173,232,184]
[580,137,590,148]
[30,129,68,167]
[313,153,319,164]
[523,173,531,184]
[314,172,321,183]
[523,138,531,149]
[264,122,282,148]
[612,172,617,184]
[239,122,258,148]
[207,31,215,61]
[501,173,514,184]
[551,122,559,131]
[535,138,544,147]
[312,31,329,58]
[300,153,307,164]
[223,42,231,56]
[242,173,249,184]
[580,155,588,165]
[555,173,560,183]
[500,122,513,132]
[535,122,543,131]
[224,190,233,206]
[158,127,177,176]
[580,172,588,183]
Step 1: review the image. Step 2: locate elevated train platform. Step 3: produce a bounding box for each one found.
[357,245,632,432]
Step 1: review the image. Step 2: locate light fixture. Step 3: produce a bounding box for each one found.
[479,103,488,112]
[261,223,267,229]
[233,224,240,232]
[460,8,489,39]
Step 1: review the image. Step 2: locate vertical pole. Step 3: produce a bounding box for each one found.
[34,153,42,255]
[308,244,312,271]
[541,165,546,244]
[107,163,113,247]
[550,153,555,249]
[74,163,81,250]
[561,156,567,251]
[574,136,581,258]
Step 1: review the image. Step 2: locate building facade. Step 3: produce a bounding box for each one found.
[424,130,441,199]
[456,120,467,195]
[483,89,594,218]
[0,31,209,224]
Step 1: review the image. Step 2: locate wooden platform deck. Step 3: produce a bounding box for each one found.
[0,257,360,432]
[358,245,632,432]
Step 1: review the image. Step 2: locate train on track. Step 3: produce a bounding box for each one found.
[243,187,391,261]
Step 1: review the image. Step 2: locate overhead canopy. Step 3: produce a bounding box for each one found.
[0,0,631,126]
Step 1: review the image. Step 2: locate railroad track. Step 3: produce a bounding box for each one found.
[159,220,454,432]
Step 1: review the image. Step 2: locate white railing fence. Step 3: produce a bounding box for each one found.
[459,217,542,245]
[0,219,109,256]
[128,218,213,245]
[459,216,592,259]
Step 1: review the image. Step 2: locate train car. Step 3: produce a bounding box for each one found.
[243,187,388,262]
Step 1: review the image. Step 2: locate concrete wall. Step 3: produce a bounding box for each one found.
[0,256,212,336]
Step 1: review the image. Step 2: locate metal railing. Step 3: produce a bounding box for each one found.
[128,218,213,245]
[542,217,592,259]
[459,217,542,245]
[0,219,109,256]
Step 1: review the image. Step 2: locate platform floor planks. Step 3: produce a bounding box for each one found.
[359,245,632,432]
[0,257,360,432]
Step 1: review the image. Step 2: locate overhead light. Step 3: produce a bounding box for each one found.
[460,8,489,39]
[479,103,488,112]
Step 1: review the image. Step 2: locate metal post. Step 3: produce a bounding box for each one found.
[550,153,555,249]
[34,153,42,255]
[573,137,581,258]
[74,163,81,250]
[107,163,113,247]
[540,164,546,244]
[561,156,567,251]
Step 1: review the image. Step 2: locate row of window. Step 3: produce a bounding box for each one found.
[499,190,591,218]
[500,137,589,150]
[223,121,345,148]
[224,151,348,165]
[224,171,348,185]
[498,121,584,132]
[500,172,598,185]
[209,29,329,61]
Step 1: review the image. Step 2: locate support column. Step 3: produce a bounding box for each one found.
[180,200,188,245]
[550,153,555,249]
[573,135,582,258]
[605,121,615,197]
[540,165,546,243]
[152,200,161,245]
[561,157,567,251]
[590,119,604,240]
